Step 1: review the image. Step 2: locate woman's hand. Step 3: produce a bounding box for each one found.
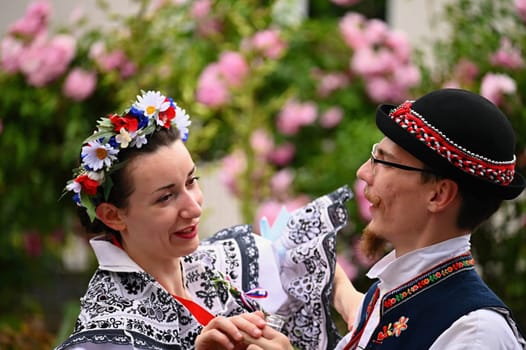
[240,325,294,350]
[195,311,267,350]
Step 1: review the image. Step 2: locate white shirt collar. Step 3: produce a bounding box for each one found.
[90,235,144,273]
[366,234,472,291]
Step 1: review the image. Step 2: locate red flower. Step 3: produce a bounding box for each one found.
[158,99,176,128]
[109,113,139,132]
[76,174,99,195]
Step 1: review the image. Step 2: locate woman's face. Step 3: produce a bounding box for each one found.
[118,139,203,263]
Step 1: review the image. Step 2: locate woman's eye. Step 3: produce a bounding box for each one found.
[187,176,200,186]
[157,193,174,203]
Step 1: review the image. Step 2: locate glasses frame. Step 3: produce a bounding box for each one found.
[370,143,437,174]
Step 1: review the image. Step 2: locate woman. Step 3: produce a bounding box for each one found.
[57,90,362,350]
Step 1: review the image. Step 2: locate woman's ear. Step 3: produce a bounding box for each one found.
[95,203,126,231]
[428,178,459,212]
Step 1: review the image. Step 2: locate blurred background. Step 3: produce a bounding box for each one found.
[1,0,525,348]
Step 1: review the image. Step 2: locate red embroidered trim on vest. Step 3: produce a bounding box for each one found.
[389,101,516,185]
[382,253,475,313]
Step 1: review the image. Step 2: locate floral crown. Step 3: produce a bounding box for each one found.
[64,90,191,221]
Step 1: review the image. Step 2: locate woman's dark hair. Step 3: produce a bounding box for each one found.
[420,172,502,230]
[78,127,181,236]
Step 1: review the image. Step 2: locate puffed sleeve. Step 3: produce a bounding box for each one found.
[200,185,353,350]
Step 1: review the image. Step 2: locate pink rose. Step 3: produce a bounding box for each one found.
[250,129,274,157]
[63,68,97,101]
[218,51,249,87]
[320,107,343,128]
[480,73,517,106]
[385,30,411,62]
[120,60,137,79]
[489,38,524,70]
[276,99,317,135]
[515,0,526,22]
[1,36,24,73]
[352,47,395,77]
[220,151,246,194]
[196,63,230,107]
[9,1,50,38]
[270,169,294,195]
[250,29,287,59]
[268,142,296,166]
[363,19,388,46]
[453,59,479,85]
[20,34,76,86]
[365,77,395,103]
[97,49,126,72]
[191,0,212,19]
[315,71,349,97]
[339,13,367,50]
[392,63,421,89]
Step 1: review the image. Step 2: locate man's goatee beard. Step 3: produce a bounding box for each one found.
[359,225,388,260]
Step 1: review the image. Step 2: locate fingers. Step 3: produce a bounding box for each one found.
[229,311,269,339]
[195,313,268,350]
[241,326,293,350]
[196,328,236,350]
[196,316,241,350]
[246,345,263,350]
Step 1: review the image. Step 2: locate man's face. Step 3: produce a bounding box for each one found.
[356,137,434,257]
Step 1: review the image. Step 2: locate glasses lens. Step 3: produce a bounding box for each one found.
[370,143,377,173]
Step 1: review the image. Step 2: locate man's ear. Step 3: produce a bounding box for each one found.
[95,203,126,231]
[428,178,459,212]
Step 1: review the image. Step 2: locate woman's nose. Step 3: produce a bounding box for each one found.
[180,189,203,219]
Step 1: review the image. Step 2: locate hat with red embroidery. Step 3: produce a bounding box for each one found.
[375,88,525,199]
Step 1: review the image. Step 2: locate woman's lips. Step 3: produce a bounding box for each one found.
[174,224,198,239]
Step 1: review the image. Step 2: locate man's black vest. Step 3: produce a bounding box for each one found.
[347,253,524,349]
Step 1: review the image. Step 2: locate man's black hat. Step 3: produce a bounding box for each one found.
[376,88,525,199]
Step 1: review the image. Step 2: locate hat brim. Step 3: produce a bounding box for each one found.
[376,104,526,200]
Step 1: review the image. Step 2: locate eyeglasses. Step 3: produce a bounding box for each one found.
[370,143,436,174]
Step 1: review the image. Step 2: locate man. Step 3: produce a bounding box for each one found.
[336,88,526,349]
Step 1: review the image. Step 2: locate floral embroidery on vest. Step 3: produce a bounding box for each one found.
[373,316,409,344]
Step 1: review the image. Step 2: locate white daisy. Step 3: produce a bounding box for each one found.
[81,140,119,171]
[133,90,170,117]
[175,106,192,141]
